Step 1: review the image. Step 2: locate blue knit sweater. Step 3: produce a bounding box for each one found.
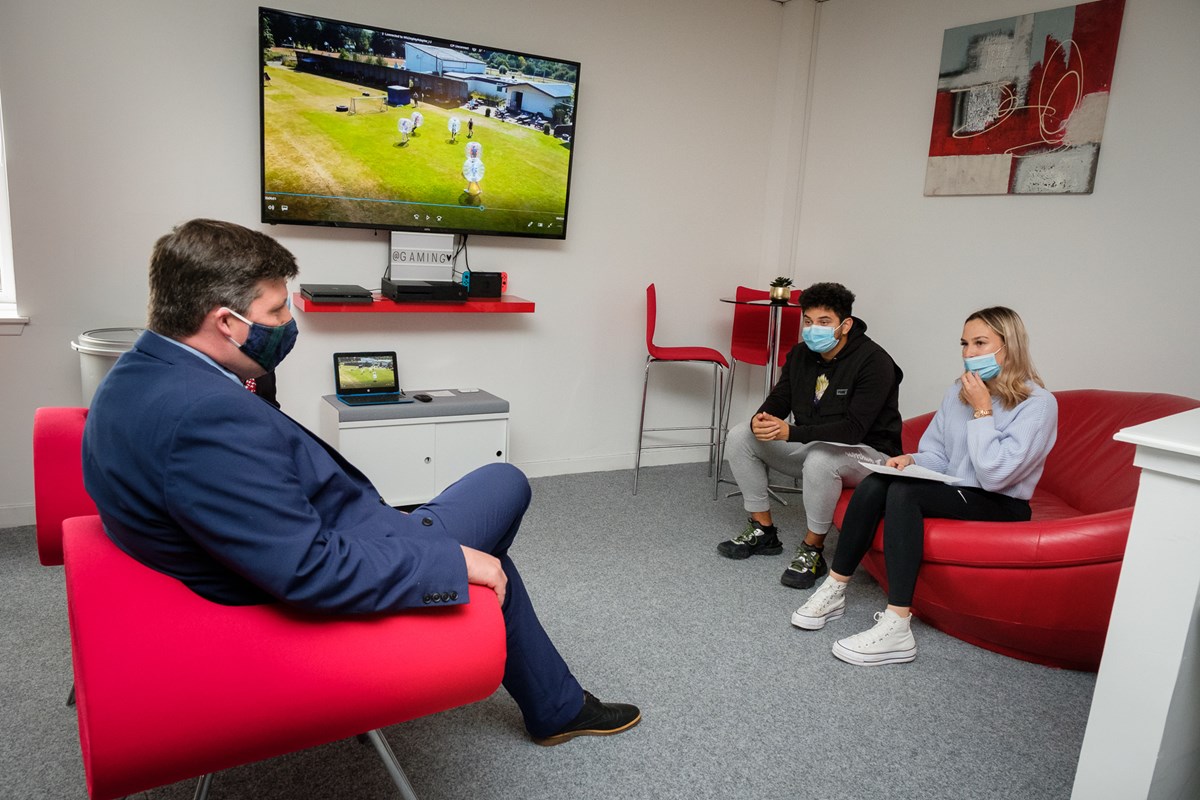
[911,382,1058,500]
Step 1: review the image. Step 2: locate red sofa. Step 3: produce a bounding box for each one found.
[833,389,1200,671]
[34,407,507,800]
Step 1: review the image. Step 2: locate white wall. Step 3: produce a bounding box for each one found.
[5,0,1196,528]
[785,0,1200,417]
[0,0,801,525]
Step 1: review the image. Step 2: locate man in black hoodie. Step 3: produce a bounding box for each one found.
[719,282,903,590]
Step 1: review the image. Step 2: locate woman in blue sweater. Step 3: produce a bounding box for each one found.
[791,307,1058,666]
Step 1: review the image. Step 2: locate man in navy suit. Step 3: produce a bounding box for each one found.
[82,219,639,745]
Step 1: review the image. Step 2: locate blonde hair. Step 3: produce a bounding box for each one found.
[959,306,1044,410]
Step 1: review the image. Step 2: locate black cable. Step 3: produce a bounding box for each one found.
[451,234,470,282]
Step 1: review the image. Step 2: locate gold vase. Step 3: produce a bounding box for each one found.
[769,285,790,302]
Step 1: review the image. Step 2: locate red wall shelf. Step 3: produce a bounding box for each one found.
[293,292,535,314]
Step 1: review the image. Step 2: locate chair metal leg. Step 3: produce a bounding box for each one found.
[715,359,739,494]
[700,367,710,479]
[710,363,725,499]
[721,359,739,446]
[184,732,418,800]
[707,363,717,477]
[365,729,420,800]
[633,356,652,496]
[636,357,728,497]
[192,773,213,800]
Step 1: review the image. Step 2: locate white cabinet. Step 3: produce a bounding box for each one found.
[432,417,508,492]
[319,392,510,506]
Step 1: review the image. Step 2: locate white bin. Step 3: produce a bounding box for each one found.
[71,327,143,405]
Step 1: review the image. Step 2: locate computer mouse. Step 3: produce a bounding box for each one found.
[413,393,433,403]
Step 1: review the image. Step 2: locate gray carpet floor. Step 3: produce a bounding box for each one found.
[2,463,1096,799]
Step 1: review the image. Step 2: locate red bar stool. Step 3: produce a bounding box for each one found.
[724,285,802,415]
[634,284,729,497]
[718,286,802,501]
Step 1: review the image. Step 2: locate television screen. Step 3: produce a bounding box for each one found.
[259,7,581,240]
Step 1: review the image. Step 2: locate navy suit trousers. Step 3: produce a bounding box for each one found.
[414,462,583,737]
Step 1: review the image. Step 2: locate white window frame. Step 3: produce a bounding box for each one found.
[0,86,27,332]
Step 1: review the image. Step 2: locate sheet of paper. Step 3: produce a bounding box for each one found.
[426,390,456,398]
[862,461,962,484]
[808,441,885,462]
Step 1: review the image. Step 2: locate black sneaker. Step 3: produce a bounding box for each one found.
[717,519,783,559]
[532,691,641,746]
[780,542,828,589]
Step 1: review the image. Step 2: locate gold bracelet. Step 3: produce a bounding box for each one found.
[973,408,992,419]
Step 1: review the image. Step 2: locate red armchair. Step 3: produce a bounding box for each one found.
[33,407,506,800]
[833,389,1200,671]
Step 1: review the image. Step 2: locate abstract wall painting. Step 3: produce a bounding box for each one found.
[924,0,1126,196]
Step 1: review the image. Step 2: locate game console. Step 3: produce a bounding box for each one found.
[300,283,373,304]
[381,278,468,303]
[460,271,504,299]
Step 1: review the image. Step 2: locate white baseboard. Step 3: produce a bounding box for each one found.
[514,450,708,479]
[0,503,35,529]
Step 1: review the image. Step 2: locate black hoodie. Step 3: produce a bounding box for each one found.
[755,316,904,456]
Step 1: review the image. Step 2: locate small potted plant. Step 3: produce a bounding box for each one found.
[769,276,793,302]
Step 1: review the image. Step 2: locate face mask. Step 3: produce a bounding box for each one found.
[964,347,1003,380]
[802,319,847,354]
[223,308,298,372]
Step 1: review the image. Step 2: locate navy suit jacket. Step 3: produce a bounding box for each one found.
[81,331,468,613]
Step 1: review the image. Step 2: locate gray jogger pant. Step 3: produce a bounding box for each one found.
[725,421,887,534]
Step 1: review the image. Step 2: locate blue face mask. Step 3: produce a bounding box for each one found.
[802,319,847,354]
[224,308,298,372]
[964,348,1003,380]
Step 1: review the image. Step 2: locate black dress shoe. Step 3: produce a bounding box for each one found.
[532,691,641,746]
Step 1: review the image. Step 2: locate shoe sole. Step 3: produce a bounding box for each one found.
[531,712,642,746]
[790,605,844,630]
[780,567,826,589]
[717,544,783,559]
[831,641,917,666]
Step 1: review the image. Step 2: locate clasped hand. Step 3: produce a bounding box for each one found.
[460,545,507,607]
[752,412,790,442]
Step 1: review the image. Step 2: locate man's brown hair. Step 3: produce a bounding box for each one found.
[147,219,298,338]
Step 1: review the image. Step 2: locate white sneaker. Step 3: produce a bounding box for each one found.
[832,609,917,666]
[790,577,846,630]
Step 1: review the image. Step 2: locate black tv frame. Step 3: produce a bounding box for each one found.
[259,7,581,240]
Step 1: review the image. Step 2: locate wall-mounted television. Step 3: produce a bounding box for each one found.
[259,7,581,240]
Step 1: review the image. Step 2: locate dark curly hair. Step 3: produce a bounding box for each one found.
[798,282,855,321]
[147,219,298,338]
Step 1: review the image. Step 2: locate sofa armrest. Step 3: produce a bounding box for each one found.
[834,490,1132,568]
[918,508,1133,567]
